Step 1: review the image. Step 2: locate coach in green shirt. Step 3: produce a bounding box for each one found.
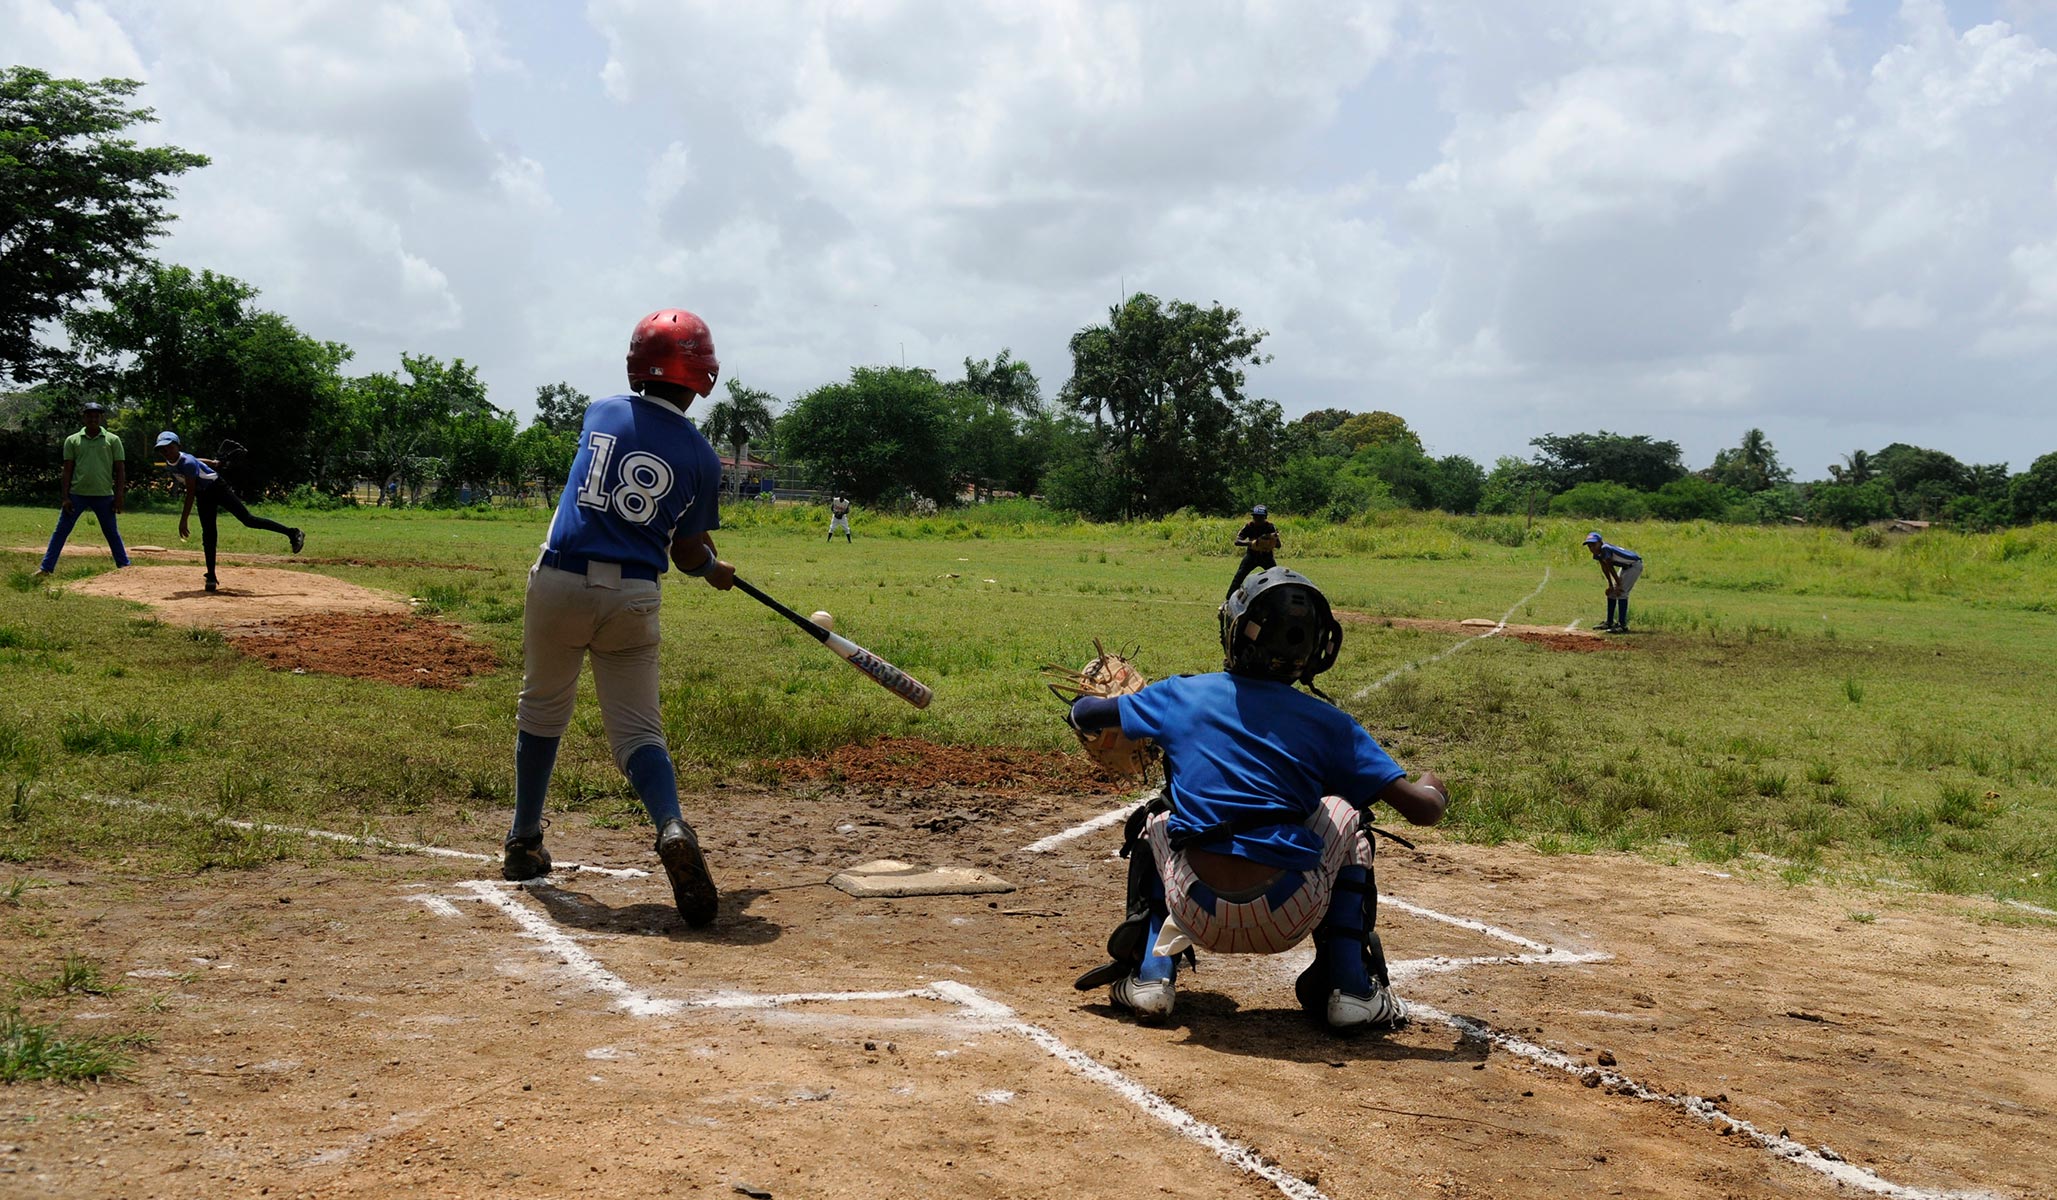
[37,401,130,577]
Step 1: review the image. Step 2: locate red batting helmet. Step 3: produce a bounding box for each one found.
[626,309,720,396]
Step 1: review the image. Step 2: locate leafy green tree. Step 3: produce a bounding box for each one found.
[1353,440,1438,509]
[1,68,209,382]
[1431,455,1485,513]
[1706,428,1791,493]
[1530,431,1685,493]
[1060,293,1270,517]
[1647,476,1738,521]
[698,380,778,495]
[1334,410,1420,453]
[944,351,1042,501]
[2009,452,2057,524]
[512,421,577,499]
[1827,449,1875,485]
[435,407,519,501]
[339,354,490,501]
[1945,463,2013,531]
[64,265,351,495]
[532,381,589,434]
[1808,481,1894,528]
[779,366,952,505]
[1871,443,1969,519]
[1478,456,1550,516]
[1548,481,1650,521]
[1257,452,1344,516]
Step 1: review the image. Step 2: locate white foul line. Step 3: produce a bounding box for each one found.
[1019,801,1134,855]
[437,881,1331,1200]
[1349,566,1552,701]
[1413,1002,1997,1200]
[1021,569,1553,857]
[439,881,1993,1200]
[85,794,648,879]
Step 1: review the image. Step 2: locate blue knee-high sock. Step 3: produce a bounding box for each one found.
[1322,865,1373,994]
[511,731,560,838]
[623,744,683,830]
[1617,599,1629,629]
[1136,909,1178,983]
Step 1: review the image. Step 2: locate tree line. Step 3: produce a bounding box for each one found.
[6,66,2055,530]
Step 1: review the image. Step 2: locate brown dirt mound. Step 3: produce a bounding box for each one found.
[229,613,498,688]
[1338,611,1625,652]
[68,564,409,626]
[771,736,1130,794]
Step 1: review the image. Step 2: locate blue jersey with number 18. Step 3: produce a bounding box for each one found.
[545,393,722,573]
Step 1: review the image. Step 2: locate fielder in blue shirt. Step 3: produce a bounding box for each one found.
[1584,531,1643,632]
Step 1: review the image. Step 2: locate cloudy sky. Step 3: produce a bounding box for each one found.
[9,0,2057,475]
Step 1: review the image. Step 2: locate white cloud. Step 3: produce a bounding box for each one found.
[8,0,2055,469]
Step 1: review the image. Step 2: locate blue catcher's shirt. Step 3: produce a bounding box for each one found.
[545,393,722,573]
[1596,541,1642,567]
[1117,673,1406,871]
[167,452,218,487]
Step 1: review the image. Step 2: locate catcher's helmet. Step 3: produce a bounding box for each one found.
[1220,566,1341,686]
[627,309,720,397]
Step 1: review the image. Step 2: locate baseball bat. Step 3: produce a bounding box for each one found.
[731,576,933,709]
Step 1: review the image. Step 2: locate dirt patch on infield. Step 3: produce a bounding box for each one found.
[1339,610,1625,651]
[68,564,494,688]
[1,802,2051,1200]
[69,563,410,626]
[770,736,1131,795]
[230,613,498,688]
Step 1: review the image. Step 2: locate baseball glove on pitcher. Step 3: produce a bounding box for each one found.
[1041,639,1158,777]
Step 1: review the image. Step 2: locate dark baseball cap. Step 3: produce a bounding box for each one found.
[81,401,105,413]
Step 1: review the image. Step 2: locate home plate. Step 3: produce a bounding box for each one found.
[829,859,1016,898]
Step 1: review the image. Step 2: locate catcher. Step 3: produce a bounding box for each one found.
[1061,567,1449,1031]
[1226,504,1280,598]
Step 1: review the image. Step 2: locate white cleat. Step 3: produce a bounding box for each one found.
[1326,985,1407,1031]
[1110,974,1176,1023]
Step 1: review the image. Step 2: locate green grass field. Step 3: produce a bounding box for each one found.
[2,500,2053,910]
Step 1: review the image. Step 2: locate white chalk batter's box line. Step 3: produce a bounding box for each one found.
[411,881,1994,1200]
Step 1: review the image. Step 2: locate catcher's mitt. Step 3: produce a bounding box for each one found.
[1041,639,1158,777]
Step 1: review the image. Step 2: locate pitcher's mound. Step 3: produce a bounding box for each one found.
[69,566,496,688]
[70,565,408,627]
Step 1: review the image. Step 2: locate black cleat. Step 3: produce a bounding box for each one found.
[501,830,552,881]
[204,573,219,593]
[656,818,719,927]
[289,528,306,554]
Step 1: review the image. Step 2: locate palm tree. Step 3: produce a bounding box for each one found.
[1829,449,1874,485]
[697,381,778,497]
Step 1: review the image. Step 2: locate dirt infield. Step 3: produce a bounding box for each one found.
[771,736,1132,796]
[68,564,410,626]
[5,783,2050,1200]
[230,613,500,689]
[1338,610,1624,652]
[66,565,494,688]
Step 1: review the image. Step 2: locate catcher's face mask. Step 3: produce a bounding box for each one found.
[1219,567,1342,684]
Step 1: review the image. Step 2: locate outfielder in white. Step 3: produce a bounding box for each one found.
[504,309,736,928]
[1066,568,1450,1031]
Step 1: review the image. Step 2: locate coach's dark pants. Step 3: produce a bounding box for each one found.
[41,493,128,572]
[1226,551,1275,598]
[198,484,292,575]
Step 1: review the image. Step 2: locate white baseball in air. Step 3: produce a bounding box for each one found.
[809,610,834,631]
